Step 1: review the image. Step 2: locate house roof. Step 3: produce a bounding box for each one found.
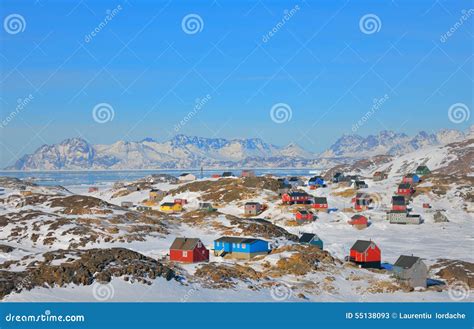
[150,188,163,192]
[416,165,429,170]
[398,183,411,189]
[288,192,309,197]
[245,202,261,206]
[170,237,202,251]
[179,173,191,176]
[355,192,371,199]
[351,214,367,220]
[350,240,374,253]
[161,202,177,207]
[297,209,311,215]
[222,172,233,176]
[392,196,406,205]
[215,236,263,244]
[299,233,320,243]
[405,173,418,178]
[314,197,328,204]
[289,177,300,181]
[394,255,421,269]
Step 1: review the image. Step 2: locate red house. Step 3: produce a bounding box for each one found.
[282,192,311,205]
[169,237,209,263]
[392,196,406,211]
[349,214,368,227]
[349,240,381,269]
[312,197,328,210]
[397,183,414,196]
[295,209,315,224]
[174,198,188,205]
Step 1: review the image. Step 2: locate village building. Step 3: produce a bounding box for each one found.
[282,191,311,205]
[169,237,209,263]
[178,173,196,182]
[88,187,99,193]
[392,196,407,211]
[433,210,449,223]
[402,173,421,184]
[160,202,183,213]
[288,176,304,187]
[174,198,188,205]
[126,185,139,192]
[222,171,234,177]
[214,237,270,259]
[332,172,345,183]
[392,255,428,288]
[149,188,166,201]
[353,180,368,189]
[244,202,262,216]
[277,182,291,196]
[349,214,369,229]
[308,176,325,188]
[241,169,256,177]
[295,209,316,224]
[373,171,388,181]
[136,205,151,212]
[415,165,431,176]
[121,201,133,208]
[349,240,381,269]
[387,211,422,224]
[198,202,215,212]
[298,233,323,249]
[397,183,414,196]
[312,197,328,210]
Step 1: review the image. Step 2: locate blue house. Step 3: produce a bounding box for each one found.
[214,237,270,259]
[308,176,325,187]
[298,233,323,249]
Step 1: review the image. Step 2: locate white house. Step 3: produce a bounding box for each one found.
[178,173,196,182]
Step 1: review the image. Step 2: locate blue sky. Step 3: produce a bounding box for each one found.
[0,0,472,167]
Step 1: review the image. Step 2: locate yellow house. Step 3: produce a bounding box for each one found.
[160,202,183,212]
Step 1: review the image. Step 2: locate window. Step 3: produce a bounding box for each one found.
[182,251,188,257]
[233,243,236,248]
[197,241,202,248]
[237,244,241,248]
[242,244,246,249]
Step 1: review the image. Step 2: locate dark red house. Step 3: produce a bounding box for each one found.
[392,196,406,211]
[282,192,311,205]
[170,237,209,263]
[349,214,368,227]
[397,183,414,196]
[295,209,315,224]
[349,240,381,268]
[312,197,328,210]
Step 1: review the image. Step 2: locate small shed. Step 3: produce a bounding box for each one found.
[198,202,215,212]
[349,214,368,229]
[353,180,368,189]
[149,189,166,201]
[392,255,427,288]
[298,233,323,249]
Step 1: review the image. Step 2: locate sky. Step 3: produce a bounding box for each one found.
[0,0,472,168]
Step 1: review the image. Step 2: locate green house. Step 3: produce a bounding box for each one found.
[415,165,430,176]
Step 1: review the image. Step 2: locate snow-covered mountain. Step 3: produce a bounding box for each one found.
[7,127,471,170]
[320,128,471,158]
